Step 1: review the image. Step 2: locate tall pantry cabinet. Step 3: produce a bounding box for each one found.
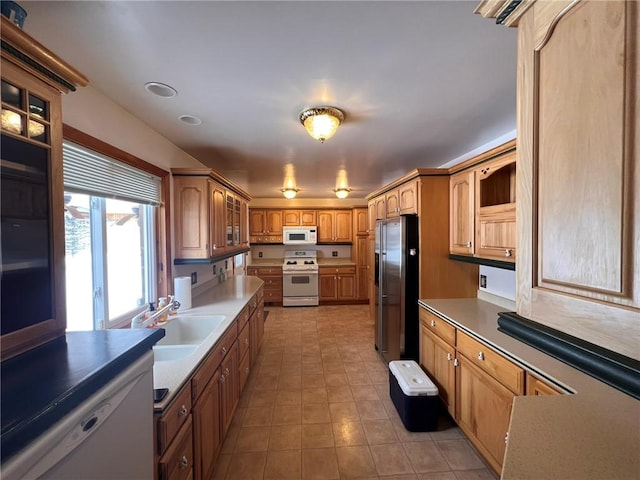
[512,0,639,359]
[0,16,88,360]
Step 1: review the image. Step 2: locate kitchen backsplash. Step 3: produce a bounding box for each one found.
[249,245,351,261]
[479,265,516,301]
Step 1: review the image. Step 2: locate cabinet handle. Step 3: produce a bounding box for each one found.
[447,352,452,361]
[245,367,250,374]
[430,320,436,327]
[220,374,226,383]
[244,338,249,346]
[178,405,188,417]
[453,358,459,367]
[466,241,472,248]
[477,352,485,361]
[225,367,230,376]
[179,455,189,470]
[221,346,227,355]
[504,249,512,257]
[505,432,509,444]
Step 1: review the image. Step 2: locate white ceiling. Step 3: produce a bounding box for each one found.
[20,1,517,199]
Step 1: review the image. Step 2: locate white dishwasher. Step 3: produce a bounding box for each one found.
[2,351,155,480]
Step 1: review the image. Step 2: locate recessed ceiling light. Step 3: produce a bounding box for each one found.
[178,115,202,125]
[144,82,178,98]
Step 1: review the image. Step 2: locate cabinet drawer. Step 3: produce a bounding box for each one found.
[264,291,282,302]
[236,306,249,326]
[158,416,193,480]
[157,383,192,455]
[457,330,524,394]
[211,320,238,366]
[262,276,282,288]
[419,308,456,346]
[319,266,356,275]
[238,321,250,360]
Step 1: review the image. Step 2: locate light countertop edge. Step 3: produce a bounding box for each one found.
[152,275,263,411]
[419,297,640,480]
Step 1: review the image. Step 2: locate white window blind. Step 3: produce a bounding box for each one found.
[63,141,161,206]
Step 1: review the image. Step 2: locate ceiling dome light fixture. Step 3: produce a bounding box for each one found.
[334,187,351,199]
[299,106,344,143]
[178,114,202,125]
[144,82,178,98]
[281,187,299,199]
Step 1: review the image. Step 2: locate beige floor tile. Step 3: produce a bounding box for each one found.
[403,440,451,473]
[243,406,274,427]
[347,370,373,385]
[249,388,278,408]
[253,373,279,391]
[324,372,349,386]
[369,443,415,476]
[452,469,498,480]
[264,450,303,480]
[335,445,377,478]
[302,447,340,480]
[391,415,435,443]
[362,419,400,445]
[302,387,329,404]
[329,402,361,423]
[356,399,389,420]
[380,475,418,480]
[303,362,325,375]
[417,473,457,480]
[277,389,303,406]
[436,440,486,471]
[332,421,368,446]
[304,373,327,389]
[326,384,354,403]
[220,425,240,454]
[234,426,271,452]
[273,403,302,425]
[302,423,335,448]
[350,384,380,401]
[303,402,332,424]
[269,424,302,451]
[225,451,267,480]
[279,373,303,390]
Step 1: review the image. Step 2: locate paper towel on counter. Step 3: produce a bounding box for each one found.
[174,276,192,310]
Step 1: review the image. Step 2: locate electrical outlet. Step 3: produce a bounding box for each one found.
[332,251,338,257]
[224,260,228,270]
[258,251,263,258]
[212,265,217,275]
[480,274,487,288]
[191,272,197,285]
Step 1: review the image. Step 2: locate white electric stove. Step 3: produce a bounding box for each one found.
[282,250,319,306]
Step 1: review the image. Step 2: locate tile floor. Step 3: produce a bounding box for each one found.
[213,305,498,480]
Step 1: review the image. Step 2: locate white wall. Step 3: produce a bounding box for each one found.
[249,245,351,262]
[62,86,203,170]
[479,265,516,301]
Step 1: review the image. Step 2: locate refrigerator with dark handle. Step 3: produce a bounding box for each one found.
[376,214,419,363]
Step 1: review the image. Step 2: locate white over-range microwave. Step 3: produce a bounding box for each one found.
[283,226,317,245]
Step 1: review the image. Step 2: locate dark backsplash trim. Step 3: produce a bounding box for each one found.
[448,254,515,271]
[497,312,640,400]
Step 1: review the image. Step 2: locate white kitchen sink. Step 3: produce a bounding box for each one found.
[153,344,198,362]
[156,315,226,347]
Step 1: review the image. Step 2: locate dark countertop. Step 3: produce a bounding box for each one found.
[0,328,164,462]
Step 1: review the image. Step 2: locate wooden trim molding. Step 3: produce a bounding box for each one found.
[171,168,252,201]
[62,124,172,299]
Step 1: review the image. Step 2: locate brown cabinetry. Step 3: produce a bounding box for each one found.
[514,0,639,359]
[192,369,221,480]
[449,145,516,263]
[525,373,563,396]
[172,169,251,263]
[246,266,282,305]
[317,210,353,243]
[249,209,283,243]
[0,18,87,361]
[319,266,357,302]
[282,209,317,226]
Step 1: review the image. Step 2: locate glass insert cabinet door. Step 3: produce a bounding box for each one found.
[1,78,55,336]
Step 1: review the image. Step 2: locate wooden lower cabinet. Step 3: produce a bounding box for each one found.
[526,373,564,396]
[419,324,456,418]
[192,369,221,480]
[319,266,357,302]
[456,355,515,474]
[156,290,264,479]
[247,267,282,305]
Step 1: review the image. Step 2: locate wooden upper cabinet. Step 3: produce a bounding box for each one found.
[354,208,368,236]
[475,152,516,262]
[249,209,267,236]
[385,190,400,217]
[174,176,210,259]
[249,209,283,243]
[317,210,352,243]
[210,183,226,254]
[283,210,317,226]
[516,0,639,359]
[265,210,283,234]
[0,20,88,360]
[450,170,475,255]
[368,201,377,236]
[398,180,418,215]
